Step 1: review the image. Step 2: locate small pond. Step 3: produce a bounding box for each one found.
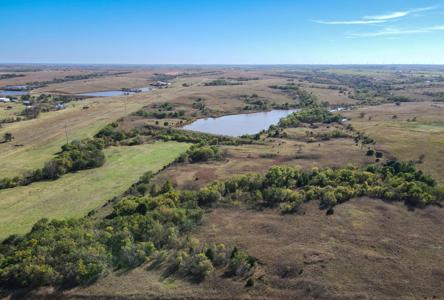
[0,90,28,96]
[78,87,152,97]
[182,109,298,137]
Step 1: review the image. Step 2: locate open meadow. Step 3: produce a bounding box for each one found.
[0,142,189,239]
[343,101,444,183]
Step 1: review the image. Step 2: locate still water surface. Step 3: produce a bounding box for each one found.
[0,90,28,96]
[183,109,298,137]
[79,87,151,97]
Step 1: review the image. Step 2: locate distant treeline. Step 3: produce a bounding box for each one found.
[0,74,25,80]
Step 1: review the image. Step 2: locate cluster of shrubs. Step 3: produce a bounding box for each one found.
[366,149,383,158]
[278,106,342,128]
[269,83,318,107]
[133,109,185,119]
[96,123,255,147]
[305,129,350,142]
[138,125,254,146]
[354,132,376,145]
[169,242,256,282]
[188,161,443,213]
[0,180,256,288]
[240,94,270,111]
[177,144,224,163]
[133,103,186,119]
[95,122,129,145]
[204,79,242,86]
[0,138,105,189]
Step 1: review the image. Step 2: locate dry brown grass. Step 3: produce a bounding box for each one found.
[0,69,98,86]
[303,84,355,105]
[188,199,444,299]
[154,137,375,190]
[67,199,444,299]
[33,75,152,94]
[343,101,444,183]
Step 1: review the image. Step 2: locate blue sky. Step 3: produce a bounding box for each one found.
[1,0,443,64]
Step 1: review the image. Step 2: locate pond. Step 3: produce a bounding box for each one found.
[78,86,152,97]
[0,90,28,96]
[182,109,298,137]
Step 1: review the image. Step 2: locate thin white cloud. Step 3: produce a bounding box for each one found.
[349,24,444,37]
[316,20,386,25]
[363,11,409,21]
[316,6,436,25]
[364,6,435,20]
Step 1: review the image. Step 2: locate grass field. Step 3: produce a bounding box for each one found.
[343,102,444,183]
[0,90,166,178]
[0,142,190,239]
[0,102,22,119]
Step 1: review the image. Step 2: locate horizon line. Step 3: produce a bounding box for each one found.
[1,62,444,66]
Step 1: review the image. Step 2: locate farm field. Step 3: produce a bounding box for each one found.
[0,142,190,239]
[0,90,167,178]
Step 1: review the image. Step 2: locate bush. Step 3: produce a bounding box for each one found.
[226,248,257,277]
[366,149,375,156]
[180,252,214,281]
[178,144,223,163]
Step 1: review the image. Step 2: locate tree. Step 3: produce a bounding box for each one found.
[3,132,13,142]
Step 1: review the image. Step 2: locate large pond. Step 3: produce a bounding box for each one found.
[78,86,151,97]
[183,109,298,137]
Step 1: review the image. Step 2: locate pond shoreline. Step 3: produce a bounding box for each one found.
[182,109,299,137]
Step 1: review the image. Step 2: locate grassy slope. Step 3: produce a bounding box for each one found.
[0,103,22,119]
[0,90,164,178]
[0,142,190,239]
[72,199,444,299]
[344,102,444,184]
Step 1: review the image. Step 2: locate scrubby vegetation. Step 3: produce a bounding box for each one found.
[0,73,25,80]
[97,123,255,146]
[304,128,351,142]
[132,102,187,119]
[0,138,105,189]
[193,161,443,214]
[278,106,342,128]
[269,83,318,107]
[0,179,255,289]
[1,158,440,290]
[177,144,224,163]
[204,79,242,86]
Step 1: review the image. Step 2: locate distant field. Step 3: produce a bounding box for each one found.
[0,142,190,239]
[344,102,444,183]
[324,68,395,78]
[302,85,355,105]
[32,75,152,94]
[0,91,163,178]
[0,102,22,119]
